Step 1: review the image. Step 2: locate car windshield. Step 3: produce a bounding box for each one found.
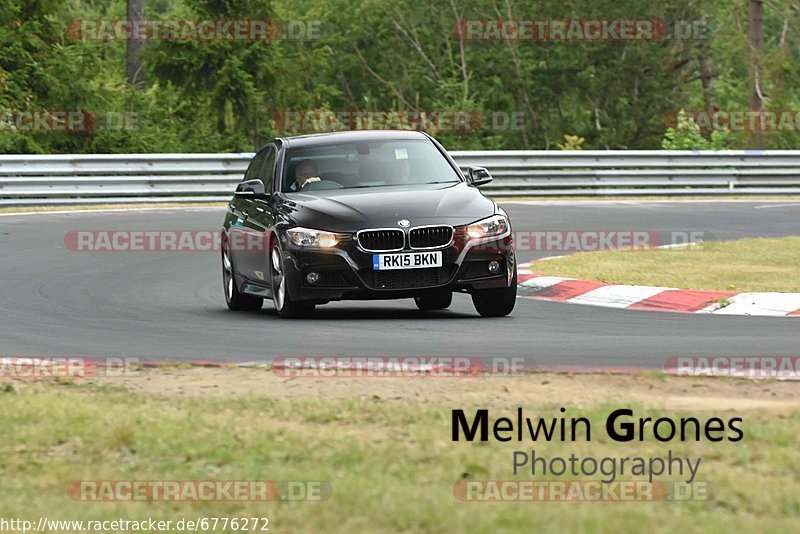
[281,139,461,193]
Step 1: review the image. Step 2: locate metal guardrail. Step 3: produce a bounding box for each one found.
[2,151,800,206]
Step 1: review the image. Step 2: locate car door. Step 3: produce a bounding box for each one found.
[244,145,278,285]
[228,149,268,281]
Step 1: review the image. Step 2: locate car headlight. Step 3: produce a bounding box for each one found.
[287,227,342,248]
[464,215,509,239]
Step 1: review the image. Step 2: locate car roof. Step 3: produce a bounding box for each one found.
[279,130,431,149]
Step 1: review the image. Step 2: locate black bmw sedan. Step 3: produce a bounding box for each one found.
[221,130,516,318]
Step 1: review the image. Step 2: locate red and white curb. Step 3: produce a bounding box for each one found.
[517,262,800,317]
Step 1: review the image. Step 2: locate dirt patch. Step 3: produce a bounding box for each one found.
[54,367,800,412]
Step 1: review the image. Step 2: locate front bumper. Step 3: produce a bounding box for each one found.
[278,231,515,303]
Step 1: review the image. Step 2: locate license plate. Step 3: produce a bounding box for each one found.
[372,251,443,270]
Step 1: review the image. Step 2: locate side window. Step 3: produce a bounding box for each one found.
[243,150,267,182]
[258,147,277,192]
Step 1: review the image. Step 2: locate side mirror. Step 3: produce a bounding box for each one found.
[467,166,493,187]
[235,179,269,199]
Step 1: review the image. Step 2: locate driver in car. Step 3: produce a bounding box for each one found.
[292,159,322,191]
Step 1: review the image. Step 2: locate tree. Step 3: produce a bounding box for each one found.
[127,0,147,86]
[748,0,765,148]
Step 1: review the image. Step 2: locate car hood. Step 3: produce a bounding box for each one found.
[279,182,496,232]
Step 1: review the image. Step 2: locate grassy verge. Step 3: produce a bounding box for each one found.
[0,369,798,532]
[530,236,800,292]
[0,203,226,215]
[3,198,800,215]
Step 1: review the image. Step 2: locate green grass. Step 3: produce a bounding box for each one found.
[1,380,799,532]
[530,237,800,292]
[0,202,226,214]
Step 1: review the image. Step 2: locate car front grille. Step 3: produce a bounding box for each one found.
[364,265,456,290]
[357,229,404,251]
[409,226,453,249]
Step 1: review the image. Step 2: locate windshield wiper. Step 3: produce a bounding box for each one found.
[345,181,459,189]
[344,184,401,189]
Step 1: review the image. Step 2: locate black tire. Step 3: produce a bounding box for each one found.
[222,236,263,312]
[471,270,517,317]
[270,244,315,319]
[414,290,453,310]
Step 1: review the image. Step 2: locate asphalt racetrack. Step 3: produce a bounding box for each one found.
[2,200,799,368]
